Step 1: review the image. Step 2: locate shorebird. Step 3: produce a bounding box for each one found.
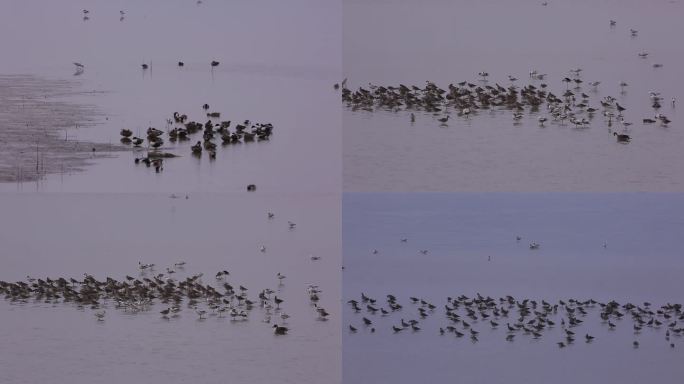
[614,132,631,142]
[315,305,330,319]
[273,324,288,335]
[211,61,220,67]
[94,310,105,321]
[274,296,283,309]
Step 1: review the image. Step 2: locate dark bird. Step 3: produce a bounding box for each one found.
[614,132,631,142]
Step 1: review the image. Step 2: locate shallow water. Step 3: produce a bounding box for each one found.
[343,193,684,384]
[0,0,341,193]
[0,193,340,384]
[0,75,127,182]
[343,0,684,192]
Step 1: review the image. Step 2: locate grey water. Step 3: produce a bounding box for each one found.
[0,193,340,384]
[0,0,341,193]
[343,0,684,192]
[343,193,684,384]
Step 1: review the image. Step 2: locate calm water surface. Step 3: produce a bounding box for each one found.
[343,193,684,384]
[343,0,684,192]
[0,0,341,193]
[0,193,340,384]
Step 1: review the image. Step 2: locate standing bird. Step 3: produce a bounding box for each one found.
[211,61,220,67]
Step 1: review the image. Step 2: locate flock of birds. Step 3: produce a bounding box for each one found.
[340,72,673,144]
[0,212,330,335]
[338,20,676,144]
[117,106,274,173]
[346,292,683,350]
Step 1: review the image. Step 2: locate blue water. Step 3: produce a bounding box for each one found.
[343,193,684,384]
